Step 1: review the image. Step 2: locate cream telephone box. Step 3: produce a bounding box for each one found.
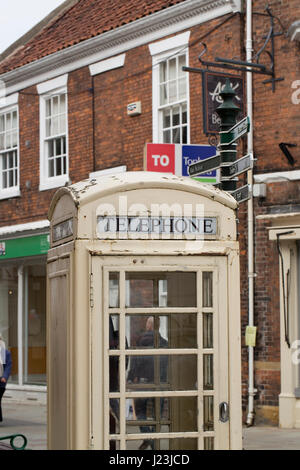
[47,171,242,450]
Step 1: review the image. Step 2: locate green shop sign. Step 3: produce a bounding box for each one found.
[0,234,50,260]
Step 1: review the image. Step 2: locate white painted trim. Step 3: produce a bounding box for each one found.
[0,219,49,237]
[0,0,241,96]
[149,31,190,56]
[0,92,19,109]
[89,53,126,76]
[89,165,127,178]
[0,187,20,201]
[37,74,68,95]
[254,170,300,183]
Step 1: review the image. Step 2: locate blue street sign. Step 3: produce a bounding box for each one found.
[182,145,217,182]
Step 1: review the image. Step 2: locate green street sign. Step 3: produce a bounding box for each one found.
[220,116,250,145]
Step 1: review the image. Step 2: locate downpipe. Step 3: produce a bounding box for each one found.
[246,0,256,427]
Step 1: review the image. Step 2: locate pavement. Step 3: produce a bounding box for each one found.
[0,400,300,450]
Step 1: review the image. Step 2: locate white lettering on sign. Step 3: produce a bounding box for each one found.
[97,216,217,238]
[152,154,169,167]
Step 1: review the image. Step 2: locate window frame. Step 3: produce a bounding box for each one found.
[39,85,69,191]
[0,103,20,200]
[150,32,190,145]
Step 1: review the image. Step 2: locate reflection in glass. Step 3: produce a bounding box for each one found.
[127,355,197,391]
[110,399,119,434]
[126,314,197,349]
[203,354,214,390]
[109,272,119,308]
[126,397,197,433]
[126,438,197,451]
[126,272,196,308]
[203,313,213,349]
[109,355,119,393]
[109,315,119,349]
[202,272,213,308]
[203,396,214,431]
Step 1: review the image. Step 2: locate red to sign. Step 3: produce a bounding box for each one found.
[144,143,175,174]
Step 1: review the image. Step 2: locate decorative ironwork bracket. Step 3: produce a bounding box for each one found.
[183,5,284,92]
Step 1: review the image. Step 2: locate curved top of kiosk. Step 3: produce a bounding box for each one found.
[48,172,238,247]
[49,171,237,216]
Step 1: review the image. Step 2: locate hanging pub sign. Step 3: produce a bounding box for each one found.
[202,71,245,135]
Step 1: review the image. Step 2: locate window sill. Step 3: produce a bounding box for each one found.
[39,176,69,192]
[0,188,21,200]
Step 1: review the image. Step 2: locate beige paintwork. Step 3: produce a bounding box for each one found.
[47,172,242,449]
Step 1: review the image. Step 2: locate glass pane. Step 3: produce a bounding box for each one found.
[172,127,180,144]
[55,138,62,156]
[0,115,4,132]
[46,99,51,117]
[204,437,214,450]
[182,125,187,144]
[160,84,167,106]
[178,55,186,77]
[0,265,19,384]
[52,96,59,115]
[6,113,11,130]
[109,355,119,392]
[56,157,62,176]
[182,104,187,124]
[46,118,51,137]
[126,438,197,450]
[169,58,176,80]
[125,272,196,308]
[168,80,177,103]
[159,62,167,83]
[203,396,214,431]
[203,354,214,390]
[48,158,55,178]
[110,399,119,434]
[178,77,187,100]
[163,109,171,128]
[110,440,120,450]
[126,314,197,349]
[47,140,54,157]
[109,315,119,349]
[203,272,213,308]
[163,129,170,143]
[0,134,4,150]
[172,106,180,126]
[126,396,197,432]
[127,354,197,391]
[60,114,66,134]
[12,111,17,129]
[109,272,119,308]
[60,94,66,113]
[12,131,18,148]
[2,171,7,188]
[203,313,213,349]
[23,264,46,385]
[52,116,59,136]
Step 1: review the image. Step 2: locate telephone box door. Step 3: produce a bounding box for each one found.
[91,255,230,450]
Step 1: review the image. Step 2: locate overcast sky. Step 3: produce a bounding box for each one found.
[0,0,66,53]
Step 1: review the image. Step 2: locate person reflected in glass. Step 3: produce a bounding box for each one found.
[128,316,168,450]
[0,334,12,423]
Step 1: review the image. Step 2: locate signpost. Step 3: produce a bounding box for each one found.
[187,80,252,204]
[219,116,250,146]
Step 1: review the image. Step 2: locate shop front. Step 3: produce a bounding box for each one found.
[0,222,49,402]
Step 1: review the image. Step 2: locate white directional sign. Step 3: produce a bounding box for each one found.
[221,153,253,180]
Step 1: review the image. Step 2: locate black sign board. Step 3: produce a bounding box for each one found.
[188,154,221,177]
[221,154,253,179]
[229,184,250,204]
[202,71,245,135]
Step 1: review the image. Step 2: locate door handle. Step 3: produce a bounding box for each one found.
[219,401,229,423]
